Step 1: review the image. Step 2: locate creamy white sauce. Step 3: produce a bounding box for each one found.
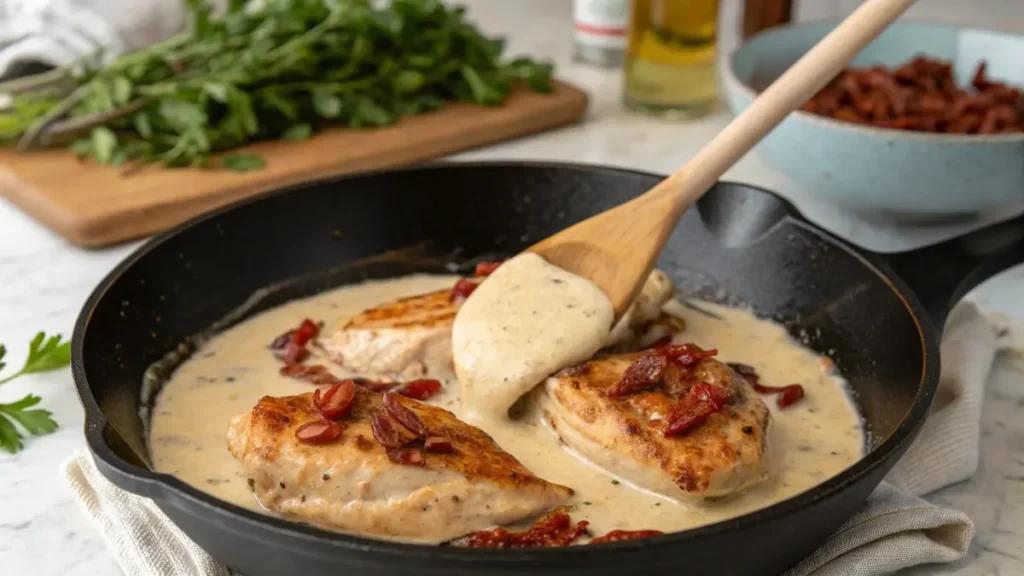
[150,274,864,538]
[452,253,614,420]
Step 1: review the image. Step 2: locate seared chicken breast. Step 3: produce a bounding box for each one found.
[538,350,771,501]
[320,286,462,380]
[227,388,572,542]
[605,270,676,348]
[322,270,678,380]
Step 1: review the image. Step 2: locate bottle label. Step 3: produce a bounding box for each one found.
[574,0,627,49]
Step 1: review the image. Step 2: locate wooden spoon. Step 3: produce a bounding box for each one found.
[527,0,918,318]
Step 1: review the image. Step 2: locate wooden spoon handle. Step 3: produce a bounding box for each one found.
[653,0,918,213]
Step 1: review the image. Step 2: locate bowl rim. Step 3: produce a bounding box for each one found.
[723,18,1024,144]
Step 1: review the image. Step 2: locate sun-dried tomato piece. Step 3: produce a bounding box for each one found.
[459,507,589,548]
[451,278,478,301]
[386,447,425,467]
[425,435,454,454]
[397,379,442,400]
[660,343,717,366]
[370,411,417,448]
[589,529,663,544]
[295,420,342,444]
[474,261,503,277]
[274,341,309,365]
[606,353,668,398]
[803,57,1023,134]
[728,362,805,407]
[664,383,730,437]
[727,362,778,393]
[281,363,312,377]
[268,330,295,350]
[971,62,990,91]
[450,278,479,302]
[777,384,805,408]
[291,319,320,347]
[320,380,357,420]
[382,392,427,437]
[279,363,343,386]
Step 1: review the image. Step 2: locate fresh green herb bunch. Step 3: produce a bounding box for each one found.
[0,0,554,170]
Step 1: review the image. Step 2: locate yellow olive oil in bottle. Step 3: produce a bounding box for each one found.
[624,0,720,118]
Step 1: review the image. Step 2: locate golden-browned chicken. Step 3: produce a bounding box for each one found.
[322,270,679,380]
[227,387,573,542]
[320,286,463,380]
[605,270,676,349]
[537,345,771,501]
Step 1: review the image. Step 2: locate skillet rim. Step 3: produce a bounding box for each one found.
[72,160,939,561]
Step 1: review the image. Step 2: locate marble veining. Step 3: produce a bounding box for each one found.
[1,1,1023,574]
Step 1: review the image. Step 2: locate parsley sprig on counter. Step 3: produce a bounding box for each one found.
[0,0,554,171]
[0,333,71,453]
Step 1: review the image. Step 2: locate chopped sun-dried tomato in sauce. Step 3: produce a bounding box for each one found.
[660,343,718,366]
[777,384,805,408]
[474,261,503,276]
[450,279,479,302]
[605,343,717,398]
[386,447,425,467]
[663,383,730,437]
[319,380,357,420]
[589,529,663,543]
[291,319,320,346]
[396,378,442,400]
[295,420,342,444]
[728,362,805,408]
[369,411,417,448]
[605,353,668,398]
[459,507,589,548]
[273,342,309,365]
[382,392,427,437]
[270,318,322,365]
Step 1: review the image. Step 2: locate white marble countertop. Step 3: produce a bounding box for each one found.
[1,1,1022,575]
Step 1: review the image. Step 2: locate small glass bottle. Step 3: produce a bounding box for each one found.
[573,0,628,68]
[624,0,720,118]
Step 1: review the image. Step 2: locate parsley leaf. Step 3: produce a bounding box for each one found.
[0,395,58,436]
[0,416,21,453]
[0,332,70,453]
[0,332,71,384]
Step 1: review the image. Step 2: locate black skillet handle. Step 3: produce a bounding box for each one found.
[878,213,1024,332]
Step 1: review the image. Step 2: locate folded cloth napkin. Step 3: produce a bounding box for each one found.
[0,0,226,80]
[63,450,231,576]
[62,302,998,576]
[787,302,997,576]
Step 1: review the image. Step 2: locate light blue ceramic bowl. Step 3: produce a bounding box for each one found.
[722,21,1024,220]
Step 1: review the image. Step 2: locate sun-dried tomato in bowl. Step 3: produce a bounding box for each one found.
[801,56,1024,134]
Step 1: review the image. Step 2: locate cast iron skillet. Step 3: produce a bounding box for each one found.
[73,162,1024,576]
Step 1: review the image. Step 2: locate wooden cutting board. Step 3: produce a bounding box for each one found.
[0,81,587,248]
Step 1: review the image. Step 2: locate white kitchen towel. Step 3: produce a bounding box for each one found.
[0,0,226,80]
[787,302,997,576]
[62,302,997,576]
[62,450,232,576]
